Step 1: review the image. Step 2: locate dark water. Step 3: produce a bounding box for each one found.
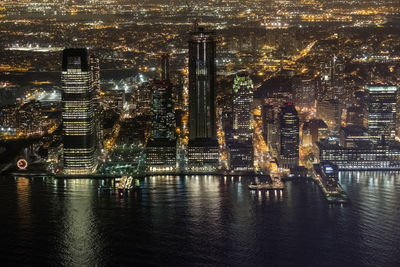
[0,173,400,266]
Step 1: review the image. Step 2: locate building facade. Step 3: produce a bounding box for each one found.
[151,80,175,140]
[279,103,299,168]
[187,28,219,172]
[62,48,97,175]
[366,85,397,142]
[188,27,217,140]
[232,73,254,141]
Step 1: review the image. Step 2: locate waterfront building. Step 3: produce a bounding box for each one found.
[232,73,253,141]
[187,138,220,172]
[317,139,400,170]
[187,28,219,171]
[146,138,177,173]
[146,79,176,172]
[228,140,254,172]
[188,27,217,141]
[365,85,397,142]
[279,103,299,168]
[61,48,97,175]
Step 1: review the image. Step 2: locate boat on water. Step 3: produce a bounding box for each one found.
[98,176,140,192]
[248,178,284,190]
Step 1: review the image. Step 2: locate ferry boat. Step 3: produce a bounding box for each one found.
[248,177,284,190]
[98,176,140,192]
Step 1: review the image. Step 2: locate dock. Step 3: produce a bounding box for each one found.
[313,174,349,204]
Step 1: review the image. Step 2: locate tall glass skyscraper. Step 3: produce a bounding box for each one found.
[62,48,96,175]
[279,103,299,169]
[151,80,175,140]
[232,73,253,141]
[146,56,176,173]
[188,27,217,141]
[366,85,397,142]
[187,28,219,172]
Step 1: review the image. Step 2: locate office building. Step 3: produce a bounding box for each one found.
[346,105,365,127]
[317,99,342,136]
[61,48,96,175]
[304,119,329,145]
[151,80,175,140]
[317,139,400,170]
[228,140,254,172]
[232,73,253,141]
[318,55,344,101]
[365,85,397,142]
[279,103,299,168]
[187,28,219,171]
[188,27,217,140]
[146,138,177,173]
[161,54,169,80]
[146,56,177,173]
[332,55,345,99]
[293,77,316,109]
[339,125,377,148]
[187,138,220,172]
[135,82,152,116]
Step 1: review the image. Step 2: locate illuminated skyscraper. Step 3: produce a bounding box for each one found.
[294,77,316,109]
[146,56,176,173]
[366,85,397,142]
[150,80,175,140]
[188,27,217,141]
[279,103,299,168]
[318,55,344,101]
[187,28,219,172]
[333,55,345,98]
[232,73,253,141]
[62,48,96,175]
[161,54,169,81]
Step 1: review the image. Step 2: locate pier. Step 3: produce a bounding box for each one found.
[312,162,349,204]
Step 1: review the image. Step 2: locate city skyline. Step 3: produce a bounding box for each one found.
[0,1,400,266]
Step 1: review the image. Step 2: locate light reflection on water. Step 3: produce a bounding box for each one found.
[0,172,399,266]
